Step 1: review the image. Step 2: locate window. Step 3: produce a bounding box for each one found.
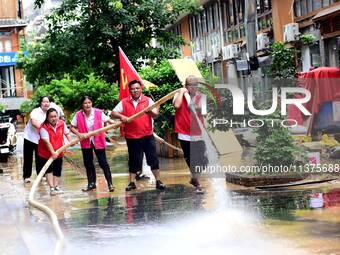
[295,1,301,16]
[237,0,244,23]
[205,6,213,32]
[0,66,16,97]
[313,0,322,10]
[195,15,200,37]
[189,16,196,39]
[294,0,336,17]
[228,0,235,27]
[211,5,216,30]
[189,17,192,39]
[322,0,330,6]
[307,0,313,12]
[301,0,307,15]
[257,0,271,13]
[5,40,11,52]
[264,0,271,11]
[169,24,181,37]
[310,44,321,67]
[257,0,272,31]
[214,2,219,29]
[17,0,22,18]
[225,0,271,42]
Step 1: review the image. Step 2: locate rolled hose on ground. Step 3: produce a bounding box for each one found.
[28,89,180,250]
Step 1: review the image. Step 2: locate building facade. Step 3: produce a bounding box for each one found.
[168,0,340,93]
[168,0,294,94]
[294,0,340,71]
[0,0,27,111]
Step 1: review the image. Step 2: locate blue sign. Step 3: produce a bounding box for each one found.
[0,52,25,67]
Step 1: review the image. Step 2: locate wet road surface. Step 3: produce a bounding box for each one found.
[1,133,340,255]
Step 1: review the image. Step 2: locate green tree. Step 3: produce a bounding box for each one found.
[254,42,307,169]
[139,60,182,137]
[25,0,198,86]
[20,74,119,114]
[139,60,217,137]
[254,110,297,167]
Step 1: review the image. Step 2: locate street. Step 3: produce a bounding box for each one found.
[1,133,340,255]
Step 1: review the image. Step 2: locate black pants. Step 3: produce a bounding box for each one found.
[23,139,39,179]
[126,135,159,173]
[38,157,63,177]
[180,140,208,175]
[81,146,112,186]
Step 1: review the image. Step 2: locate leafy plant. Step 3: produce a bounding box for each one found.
[139,60,182,137]
[254,110,295,167]
[268,42,297,81]
[299,34,316,46]
[253,96,306,169]
[0,103,5,113]
[23,74,119,114]
[19,100,34,113]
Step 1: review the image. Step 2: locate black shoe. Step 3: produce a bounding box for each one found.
[135,173,150,181]
[108,185,115,192]
[156,180,166,191]
[125,182,136,191]
[189,178,200,187]
[82,183,96,192]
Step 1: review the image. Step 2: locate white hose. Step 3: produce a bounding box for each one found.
[27,89,180,253]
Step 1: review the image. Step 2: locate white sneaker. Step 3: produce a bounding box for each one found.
[54,186,63,194]
[24,178,31,183]
[50,187,57,196]
[195,186,204,194]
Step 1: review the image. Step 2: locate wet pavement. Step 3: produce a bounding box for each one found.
[1,133,340,255]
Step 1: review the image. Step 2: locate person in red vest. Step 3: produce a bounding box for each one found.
[38,108,71,195]
[173,75,207,194]
[70,96,115,192]
[111,80,166,191]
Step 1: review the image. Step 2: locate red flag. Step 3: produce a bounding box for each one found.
[119,47,143,100]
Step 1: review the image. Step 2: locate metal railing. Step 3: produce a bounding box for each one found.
[0,79,25,98]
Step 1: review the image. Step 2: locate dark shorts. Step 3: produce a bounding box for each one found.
[180,140,208,174]
[126,135,159,173]
[38,156,63,177]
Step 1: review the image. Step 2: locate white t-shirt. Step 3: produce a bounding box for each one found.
[50,102,65,118]
[71,108,110,143]
[23,107,47,144]
[40,121,70,140]
[71,108,110,131]
[112,96,155,129]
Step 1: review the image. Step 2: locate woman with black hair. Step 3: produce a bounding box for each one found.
[38,108,71,195]
[70,96,115,192]
[23,96,51,183]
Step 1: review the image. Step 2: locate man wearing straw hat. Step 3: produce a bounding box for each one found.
[111,80,166,191]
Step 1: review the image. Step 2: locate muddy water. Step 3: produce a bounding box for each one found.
[0,133,340,255]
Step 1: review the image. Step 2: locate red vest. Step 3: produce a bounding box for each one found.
[122,95,153,139]
[38,120,65,159]
[175,94,204,136]
[76,108,106,149]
